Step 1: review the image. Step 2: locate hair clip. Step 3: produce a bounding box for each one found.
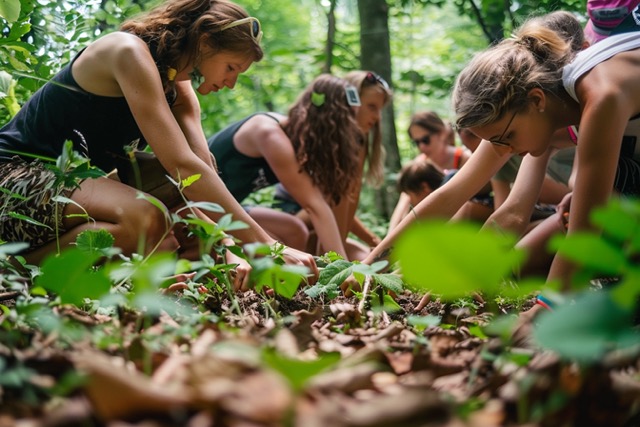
[167,67,177,82]
[311,91,326,107]
[345,85,361,106]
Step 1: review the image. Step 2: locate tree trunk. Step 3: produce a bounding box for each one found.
[357,0,401,220]
[322,0,337,74]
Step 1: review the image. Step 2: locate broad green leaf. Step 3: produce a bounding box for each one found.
[36,248,112,306]
[610,271,640,310]
[0,242,29,256]
[591,199,640,245]
[132,291,190,317]
[533,290,638,364]
[262,349,340,392]
[0,0,20,23]
[76,229,115,253]
[372,273,404,294]
[551,232,628,275]
[407,314,441,330]
[251,257,307,299]
[394,220,523,299]
[112,253,177,295]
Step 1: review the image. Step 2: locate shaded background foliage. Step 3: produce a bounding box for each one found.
[1,0,585,220]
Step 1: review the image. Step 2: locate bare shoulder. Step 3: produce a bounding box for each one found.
[242,113,288,145]
[73,32,152,96]
[578,51,640,114]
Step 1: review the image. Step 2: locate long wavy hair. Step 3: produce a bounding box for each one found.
[452,16,575,130]
[121,0,264,92]
[344,70,392,188]
[281,74,361,205]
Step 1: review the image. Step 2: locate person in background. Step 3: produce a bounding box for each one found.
[396,158,445,212]
[208,74,362,260]
[356,12,640,298]
[274,70,393,260]
[389,111,478,229]
[0,0,317,291]
[584,0,640,44]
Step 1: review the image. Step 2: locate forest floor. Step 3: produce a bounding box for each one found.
[1,283,639,427]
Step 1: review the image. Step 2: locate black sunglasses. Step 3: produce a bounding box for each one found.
[412,135,431,146]
[365,72,390,90]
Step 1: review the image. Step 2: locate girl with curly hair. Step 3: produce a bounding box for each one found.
[208,74,362,259]
[272,71,393,260]
[0,0,318,290]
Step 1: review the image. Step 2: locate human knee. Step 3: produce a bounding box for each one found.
[285,216,310,250]
[119,200,172,250]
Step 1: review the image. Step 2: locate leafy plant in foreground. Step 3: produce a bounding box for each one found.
[534,198,640,363]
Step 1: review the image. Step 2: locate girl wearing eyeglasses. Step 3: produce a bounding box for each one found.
[208,74,362,260]
[353,12,640,295]
[0,0,319,290]
[389,111,477,230]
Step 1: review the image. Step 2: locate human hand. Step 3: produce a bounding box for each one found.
[281,246,319,286]
[557,192,572,230]
[340,273,361,297]
[369,234,382,247]
[225,249,252,291]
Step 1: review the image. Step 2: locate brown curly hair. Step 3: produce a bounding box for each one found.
[120,0,264,91]
[281,74,361,205]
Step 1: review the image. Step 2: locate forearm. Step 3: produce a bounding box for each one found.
[350,216,380,247]
[485,152,551,236]
[306,203,348,258]
[182,167,275,245]
[388,193,411,231]
[363,186,462,264]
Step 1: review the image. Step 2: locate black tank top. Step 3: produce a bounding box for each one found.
[0,48,158,174]
[208,113,281,202]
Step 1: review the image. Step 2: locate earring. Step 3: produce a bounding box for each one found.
[189,67,204,87]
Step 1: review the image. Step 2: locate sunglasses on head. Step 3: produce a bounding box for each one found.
[365,72,390,90]
[219,17,263,43]
[412,135,431,146]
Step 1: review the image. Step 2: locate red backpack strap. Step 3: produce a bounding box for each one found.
[453,146,463,169]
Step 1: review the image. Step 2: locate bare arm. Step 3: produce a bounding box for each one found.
[85,33,316,277]
[491,179,512,210]
[388,192,412,231]
[484,150,552,237]
[363,141,510,264]
[255,124,349,259]
[350,216,380,247]
[549,87,632,289]
[171,80,216,169]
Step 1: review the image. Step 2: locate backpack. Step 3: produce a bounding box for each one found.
[585,0,640,42]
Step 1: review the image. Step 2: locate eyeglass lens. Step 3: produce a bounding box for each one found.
[413,135,430,145]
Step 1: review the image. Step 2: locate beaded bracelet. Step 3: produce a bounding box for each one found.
[536,295,554,311]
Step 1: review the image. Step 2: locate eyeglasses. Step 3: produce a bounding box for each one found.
[219,17,263,43]
[412,135,431,146]
[365,72,390,90]
[489,110,517,147]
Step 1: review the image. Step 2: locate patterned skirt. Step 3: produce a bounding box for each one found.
[0,158,74,250]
